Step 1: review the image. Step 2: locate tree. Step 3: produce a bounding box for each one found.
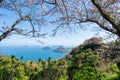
[0,0,46,41]
[33,0,120,37]
[0,0,120,41]
[70,49,104,80]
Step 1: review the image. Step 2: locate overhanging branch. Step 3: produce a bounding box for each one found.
[0,15,29,41]
[91,0,117,27]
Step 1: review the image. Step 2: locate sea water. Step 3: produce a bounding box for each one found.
[0,46,69,61]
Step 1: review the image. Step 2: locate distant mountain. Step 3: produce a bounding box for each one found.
[43,46,51,50]
[51,45,64,49]
[53,47,70,53]
[23,45,29,47]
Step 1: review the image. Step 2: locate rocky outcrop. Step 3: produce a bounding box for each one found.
[70,37,103,54]
[83,37,103,44]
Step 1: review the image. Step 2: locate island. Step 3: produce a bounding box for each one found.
[43,46,51,50]
[23,45,29,47]
[53,47,69,53]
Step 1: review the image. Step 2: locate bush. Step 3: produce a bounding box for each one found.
[69,49,105,80]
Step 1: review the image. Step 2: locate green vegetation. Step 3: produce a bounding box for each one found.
[1,41,120,80]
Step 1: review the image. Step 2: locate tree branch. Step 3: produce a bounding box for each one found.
[0,27,15,41]
[91,0,118,28]
[0,15,29,41]
[0,0,3,3]
[77,18,117,36]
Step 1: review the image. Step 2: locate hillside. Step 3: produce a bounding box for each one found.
[0,37,120,80]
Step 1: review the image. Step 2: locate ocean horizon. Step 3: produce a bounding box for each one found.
[0,46,71,61]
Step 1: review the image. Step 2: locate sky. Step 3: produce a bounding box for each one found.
[0,2,116,47]
[0,29,99,47]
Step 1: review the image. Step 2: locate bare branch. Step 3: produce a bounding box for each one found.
[0,15,30,41]
[0,27,15,41]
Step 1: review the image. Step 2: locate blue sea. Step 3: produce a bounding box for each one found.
[0,46,70,61]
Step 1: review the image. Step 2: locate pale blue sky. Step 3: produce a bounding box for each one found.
[0,4,114,47]
[0,30,97,46]
[0,26,108,47]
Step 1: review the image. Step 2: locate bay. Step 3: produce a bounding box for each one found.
[0,46,69,61]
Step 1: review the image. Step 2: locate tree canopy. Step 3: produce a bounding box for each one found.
[0,0,120,41]
[41,0,120,37]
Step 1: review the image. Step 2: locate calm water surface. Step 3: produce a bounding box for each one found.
[0,46,69,61]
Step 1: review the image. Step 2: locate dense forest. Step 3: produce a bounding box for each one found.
[1,37,120,80]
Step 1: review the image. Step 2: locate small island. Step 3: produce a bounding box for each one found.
[43,46,51,50]
[53,47,69,53]
[23,45,29,47]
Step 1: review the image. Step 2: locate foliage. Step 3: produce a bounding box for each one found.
[71,49,104,80]
[82,43,100,51]
[1,42,120,80]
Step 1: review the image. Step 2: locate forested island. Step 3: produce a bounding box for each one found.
[53,46,70,53]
